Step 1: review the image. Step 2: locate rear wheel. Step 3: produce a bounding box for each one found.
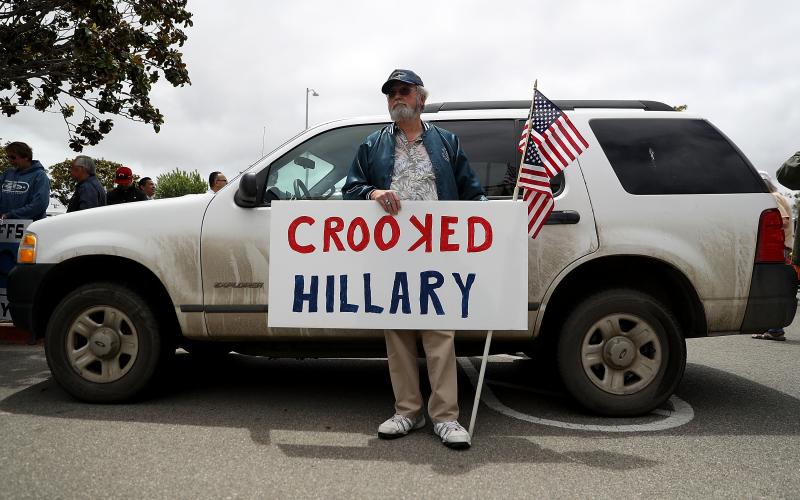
[45,283,163,403]
[522,331,558,373]
[557,289,686,416]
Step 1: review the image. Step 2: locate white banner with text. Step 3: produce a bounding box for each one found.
[268,201,528,330]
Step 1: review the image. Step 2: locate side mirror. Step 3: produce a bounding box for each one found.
[294,157,316,169]
[234,172,258,207]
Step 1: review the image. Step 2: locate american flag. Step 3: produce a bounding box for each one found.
[517,89,589,238]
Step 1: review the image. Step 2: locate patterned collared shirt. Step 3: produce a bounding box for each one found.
[390,124,438,201]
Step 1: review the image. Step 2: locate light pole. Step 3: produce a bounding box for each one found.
[305,87,319,129]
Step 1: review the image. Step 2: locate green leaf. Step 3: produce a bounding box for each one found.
[0,0,193,150]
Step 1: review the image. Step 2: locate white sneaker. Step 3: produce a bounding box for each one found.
[433,421,471,449]
[377,414,426,439]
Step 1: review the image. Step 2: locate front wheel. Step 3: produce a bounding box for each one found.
[45,283,164,403]
[557,289,686,416]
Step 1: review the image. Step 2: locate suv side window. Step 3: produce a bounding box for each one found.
[434,120,518,198]
[435,119,566,198]
[590,118,765,194]
[263,124,383,203]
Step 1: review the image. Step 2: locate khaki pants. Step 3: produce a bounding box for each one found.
[384,329,459,423]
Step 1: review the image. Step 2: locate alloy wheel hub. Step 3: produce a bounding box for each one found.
[88,328,121,358]
[603,336,636,369]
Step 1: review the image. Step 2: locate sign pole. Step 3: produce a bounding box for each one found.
[469,80,537,438]
[468,329,493,436]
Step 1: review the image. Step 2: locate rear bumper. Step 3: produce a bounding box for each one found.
[7,264,54,334]
[740,263,798,333]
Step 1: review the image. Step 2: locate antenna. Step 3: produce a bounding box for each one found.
[260,126,266,156]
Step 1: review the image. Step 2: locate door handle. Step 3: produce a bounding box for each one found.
[546,210,580,225]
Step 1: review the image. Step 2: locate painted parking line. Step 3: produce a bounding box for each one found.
[459,357,694,433]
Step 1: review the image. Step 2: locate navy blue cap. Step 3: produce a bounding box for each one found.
[381,69,424,94]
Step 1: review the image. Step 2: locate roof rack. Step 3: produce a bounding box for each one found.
[423,100,674,113]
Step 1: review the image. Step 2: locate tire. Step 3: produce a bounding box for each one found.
[45,283,163,403]
[556,289,686,416]
[522,332,558,373]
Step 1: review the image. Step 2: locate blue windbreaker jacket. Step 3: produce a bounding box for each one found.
[0,160,51,220]
[343,122,486,201]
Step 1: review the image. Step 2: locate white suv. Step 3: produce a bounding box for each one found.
[9,100,797,416]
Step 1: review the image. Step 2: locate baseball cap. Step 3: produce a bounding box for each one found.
[115,166,133,186]
[381,69,424,94]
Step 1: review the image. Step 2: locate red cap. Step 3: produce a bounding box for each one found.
[115,166,133,186]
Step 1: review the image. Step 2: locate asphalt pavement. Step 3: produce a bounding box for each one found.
[1,321,799,499]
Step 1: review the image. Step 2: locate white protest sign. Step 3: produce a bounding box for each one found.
[268,201,527,330]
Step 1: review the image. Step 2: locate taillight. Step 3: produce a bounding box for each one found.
[755,209,785,263]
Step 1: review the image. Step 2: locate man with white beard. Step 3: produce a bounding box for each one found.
[343,69,487,449]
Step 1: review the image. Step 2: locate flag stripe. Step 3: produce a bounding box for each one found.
[542,135,568,169]
[550,124,576,162]
[520,165,547,175]
[519,172,550,183]
[520,175,550,186]
[531,136,560,175]
[555,118,581,155]
[553,119,581,159]
[525,191,554,238]
[519,166,549,181]
[563,114,590,149]
[531,200,553,238]
[531,133,567,176]
[518,179,551,190]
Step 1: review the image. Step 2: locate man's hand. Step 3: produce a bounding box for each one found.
[370,189,401,215]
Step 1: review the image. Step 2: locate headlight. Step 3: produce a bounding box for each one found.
[17,231,37,264]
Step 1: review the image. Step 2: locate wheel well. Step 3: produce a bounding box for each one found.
[539,256,707,342]
[31,256,181,344]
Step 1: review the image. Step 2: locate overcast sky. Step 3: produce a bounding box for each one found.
[3,0,799,186]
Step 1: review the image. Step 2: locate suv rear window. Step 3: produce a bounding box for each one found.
[590,118,765,194]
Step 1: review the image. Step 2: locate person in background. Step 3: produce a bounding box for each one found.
[107,166,147,205]
[209,171,227,193]
[139,177,156,200]
[753,170,794,341]
[0,142,50,221]
[343,69,486,450]
[777,151,800,266]
[67,155,106,212]
[776,151,800,190]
